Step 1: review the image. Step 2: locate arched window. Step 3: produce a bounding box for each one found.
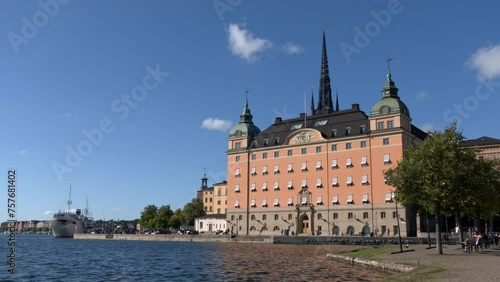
[317,213,323,220]
[261,226,268,231]
[250,226,256,231]
[273,226,280,231]
[274,214,279,220]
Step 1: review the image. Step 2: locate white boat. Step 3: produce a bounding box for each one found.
[51,186,86,238]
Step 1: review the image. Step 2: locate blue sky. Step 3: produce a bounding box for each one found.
[1,0,500,222]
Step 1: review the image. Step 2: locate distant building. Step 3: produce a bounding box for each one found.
[225,30,426,237]
[195,214,227,234]
[461,136,500,160]
[197,172,214,214]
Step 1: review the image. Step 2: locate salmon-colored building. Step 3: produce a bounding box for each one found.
[226,31,426,237]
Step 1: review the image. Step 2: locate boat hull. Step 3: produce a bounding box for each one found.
[51,223,77,238]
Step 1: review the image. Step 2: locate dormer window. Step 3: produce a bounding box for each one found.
[264,139,269,146]
[345,127,351,136]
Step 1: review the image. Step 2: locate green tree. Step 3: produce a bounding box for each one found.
[385,124,499,254]
[181,198,206,226]
[139,205,158,229]
[156,205,174,229]
[169,209,183,229]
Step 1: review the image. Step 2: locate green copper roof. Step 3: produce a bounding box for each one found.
[370,68,410,117]
[229,98,261,138]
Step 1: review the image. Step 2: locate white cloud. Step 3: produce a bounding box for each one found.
[467,44,500,81]
[227,24,273,62]
[419,123,436,133]
[201,118,233,132]
[282,42,304,55]
[44,210,53,215]
[415,91,428,101]
[19,150,28,155]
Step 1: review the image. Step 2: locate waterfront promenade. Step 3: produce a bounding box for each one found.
[331,244,500,281]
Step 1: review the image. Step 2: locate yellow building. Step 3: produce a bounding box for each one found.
[226,31,426,237]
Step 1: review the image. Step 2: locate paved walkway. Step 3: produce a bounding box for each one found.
[377,244,500,281]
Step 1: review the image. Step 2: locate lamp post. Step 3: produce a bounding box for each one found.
[391,192,414,254]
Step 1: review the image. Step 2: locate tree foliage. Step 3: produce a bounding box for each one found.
[139,205,158,229]
[385,123,500,254]
[139,199,206,230]
[181,198,206,226]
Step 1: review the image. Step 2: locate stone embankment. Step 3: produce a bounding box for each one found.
[74,233,274,243]
[327,253,415,273]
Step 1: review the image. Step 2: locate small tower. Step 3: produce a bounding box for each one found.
[227,91,261,151]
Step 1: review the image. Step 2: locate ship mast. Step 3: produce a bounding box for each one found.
[67,185,72,212]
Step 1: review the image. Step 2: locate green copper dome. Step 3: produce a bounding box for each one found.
[229,98,261,138]
[370,69,410,117]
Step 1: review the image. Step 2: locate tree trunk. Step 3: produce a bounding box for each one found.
[435,204,443,254]
[455,213,463,242]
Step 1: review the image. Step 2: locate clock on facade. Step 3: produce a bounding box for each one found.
[380,106,390,114]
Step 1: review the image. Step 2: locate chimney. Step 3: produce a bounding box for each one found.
[351,104,360,111]
[274,117,282,124]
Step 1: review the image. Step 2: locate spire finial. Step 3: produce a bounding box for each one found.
[202,167,207,178]
[317,26,333,113]
[385,54,394,79]
[335,90,339,112]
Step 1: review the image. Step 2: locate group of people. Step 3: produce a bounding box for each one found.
[463,231,499,253]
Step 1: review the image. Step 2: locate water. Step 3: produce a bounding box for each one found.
[1,234,387,281]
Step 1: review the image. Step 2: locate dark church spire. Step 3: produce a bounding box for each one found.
[200,168,208,190]
[335,91,339,112]
[382,57,399,98]
[310,87,315,115]
[316,27,333,113]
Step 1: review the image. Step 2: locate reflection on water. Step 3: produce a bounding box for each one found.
[216,243,387,281]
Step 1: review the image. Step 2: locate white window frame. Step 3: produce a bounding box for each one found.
[262,198,267,207]
[385,192,392,202]
[287,163,293,172]
[316,160,322,169]
[251,167,256,176]
[362,174,368,185]
[361,156,367,166]
[301,162,307,171]
[332,195,339,204]
[287,180,293,188]
[332,176,338,187]
[288,197,293,206]
[235,184,240,192]
[262,182,268,191]
[332,159,338,168]
[234,200,240,207]
[346,175,353,185]
[316,178,322,187]
[274,181,279,190]
[384,153,391,165]
[251,183,256,191]
[362,193,369,204]
[262,166,268,174]
[274,198,279,207]
[250,199,256,207]
[347,194,353,204]
[274,164,279,173]
[235,168,240,176]
[301,179,307,188]
[316,196,323,205]
[346,157,353,167]
[301,196,308,205]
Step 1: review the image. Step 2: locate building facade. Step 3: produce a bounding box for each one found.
[195,214,228,234]
[461,136,500,160]
[226,31,426,237]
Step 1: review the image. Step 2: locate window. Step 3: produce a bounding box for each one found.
[235,156,240,162]
[291,123,303,130]
[274,151,279,158]
[231,215,235,221]
[218,189,221,196]
[363,212,369,219]
[332,195,339,205]
[288,214,293,220]
[251,214,256,220]
[383,138,390,145]
[358,141,366,150]
[274,164,280,174]
[262,166,268,175]
[346,175,353,186]
[301,195,308,205]
[251,183,256,192]
[287,180,293,190]
[275,137,280,145]
[301,179,307,188]
[251,167,257,176]
[262,198,268,207]
[318,213,323,220]
[287,163,293,173]
[235,168,241,177]
[235,142,241,149]
[362,174,369,186]
[384,153,391,165]
[387,120,393,128]
[345,127,351,136]
[263,152,268,159]
[332,129,337,137]
[381,212,386,219]
[264,139,269,146]
[250,226,256,231]
[385,192,393,203]
[346,142,352,150]
[262,182,268,191]
[250,199,256,208]
[274,181,279,191]
[347,194,353,204]
[331,159,338,169]
[301,148,307,155]
[234,200,240,208]
[346,157,353,168]
[348,212,353,219]
[316,196,323,205]
[287,197,293,206]
[316,160,322,170]
[251,153,256,160]
[316,178,322,188]
[332,176,339,187]
[287,149,293,156]
[377,121,384,129]
[331,144,337,151]
[239,215,242,220]
[361,156,368,167]
[393,211,398,218]
[333,213,338,219]
[274,214,279,220]
[316,146,321,153]
[315,120,328,126]
[301,162,308,172]
[360,125,366,133]
[217,200,221,205]
[362,193,369,204]
[274,198,279,207]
